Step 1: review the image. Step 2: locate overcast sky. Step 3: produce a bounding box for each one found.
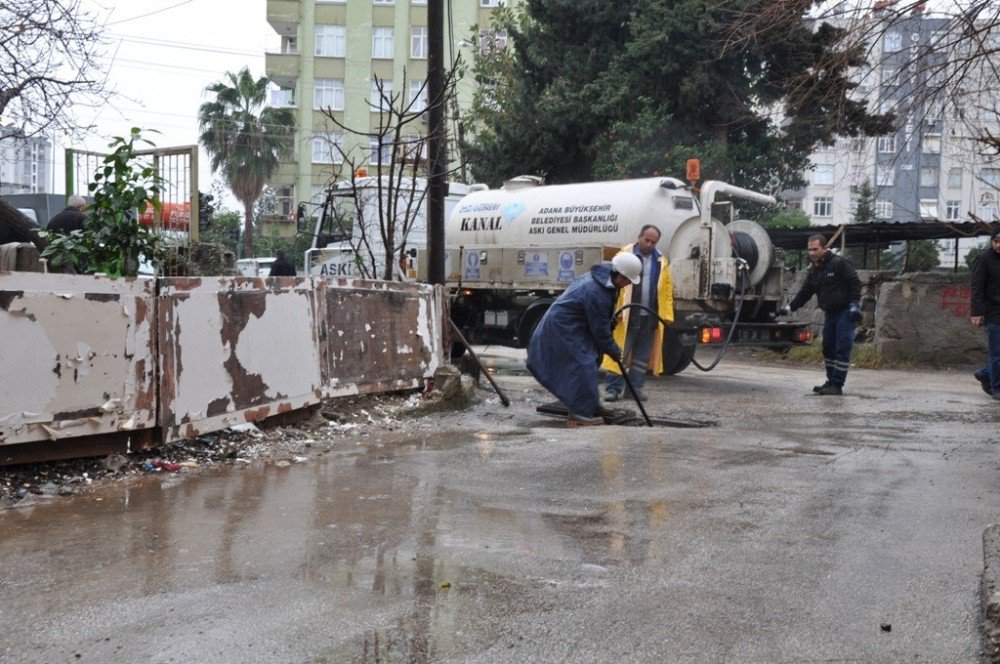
[59,0,275,197]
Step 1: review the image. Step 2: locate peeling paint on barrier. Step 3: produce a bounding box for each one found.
[0,273,157,445]
[1,273,445,451]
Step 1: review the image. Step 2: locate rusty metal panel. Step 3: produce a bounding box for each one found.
[158,277,323,444]
[316,278,443,397]
[0,273,157,445]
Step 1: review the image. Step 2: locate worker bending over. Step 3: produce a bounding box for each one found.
[527,253,643,426]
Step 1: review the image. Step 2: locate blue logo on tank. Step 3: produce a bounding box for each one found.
[502,201,526,222]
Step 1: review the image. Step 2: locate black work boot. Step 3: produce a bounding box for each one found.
[813,380,833,393]
[816,383,843,396]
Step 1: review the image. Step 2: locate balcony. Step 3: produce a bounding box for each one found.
[265,53,299,87]
[266,0,300,34]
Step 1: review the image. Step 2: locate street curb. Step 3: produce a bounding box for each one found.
[984,524,1000,662]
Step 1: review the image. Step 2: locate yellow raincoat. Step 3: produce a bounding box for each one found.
[601,243,674,377]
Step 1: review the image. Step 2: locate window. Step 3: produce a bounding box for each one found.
[813,197,832,217]
[946,200,960,221]
[919,199,938,219]
[481,0,503,6]
[316,25,346,57]
[407,80,427,112]
[374,0,393,3]
[314,79,344,110]
[269,87,295,107]
[370,79,393,111]
[881,66,896,87]
[876,165,894,187]
[922,134,941,154]
[814,164,835,185]
[478,28,508,54]
[877,135,896,153]
[948,167,962,189]
[984,168,1000,189]
[412,0,426,4]
[410,27,427,59]
[369,137,391,165]
[920,167,939,188]
[850,138,867,153]
[978,201,999,221]
[402,133,425,162]
[269,185,295,217]
[312,132,342,164]
[372,27,394,59]
[875,199,893,219]
[883,31,902,52]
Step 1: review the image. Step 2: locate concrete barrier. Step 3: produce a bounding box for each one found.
[0,272,445,459]
[782,268,986,365]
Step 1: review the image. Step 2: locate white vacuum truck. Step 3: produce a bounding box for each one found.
[418,175,812,374]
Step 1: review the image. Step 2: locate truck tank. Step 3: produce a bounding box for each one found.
[445,176,732,271]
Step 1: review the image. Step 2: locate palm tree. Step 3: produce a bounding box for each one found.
[198,68,295,258]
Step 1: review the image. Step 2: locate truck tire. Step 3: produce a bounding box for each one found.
[517,300,553,348]
[664,345,696,375]
[661,328,695,375]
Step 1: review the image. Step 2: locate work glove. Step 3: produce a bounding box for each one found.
[776,305,791,317]
[849,301,862,324]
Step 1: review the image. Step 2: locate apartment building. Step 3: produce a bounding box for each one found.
[264,0,506,217]
[792,12,1000,226]
[0,126,51,196]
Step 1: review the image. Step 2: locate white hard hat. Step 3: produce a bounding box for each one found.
[611,252,642,285]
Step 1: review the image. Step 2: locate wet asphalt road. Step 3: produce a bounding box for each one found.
[2,349,999,663]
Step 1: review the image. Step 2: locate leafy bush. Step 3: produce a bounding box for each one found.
[43,128,165,276]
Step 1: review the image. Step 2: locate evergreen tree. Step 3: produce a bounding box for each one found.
[465,0,893,190]
[853,180,876,224]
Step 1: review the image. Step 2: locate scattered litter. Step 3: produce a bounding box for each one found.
[440,582,451,589]
[102,455,127,472]
[229,423,263,436]
[880,623,891,632]
[1,390,433,507]
[274,460,291,468]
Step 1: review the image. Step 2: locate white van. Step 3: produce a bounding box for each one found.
[236,257,276,277]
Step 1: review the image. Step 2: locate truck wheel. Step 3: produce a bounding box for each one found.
[661,328,695,375]
[518,304,550,348]
[664,345,695,375]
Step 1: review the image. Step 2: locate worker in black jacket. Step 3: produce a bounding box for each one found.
[268,249,297,277]
[778,234,863,395]
[971,227,1000,401]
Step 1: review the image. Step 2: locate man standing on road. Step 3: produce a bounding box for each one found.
[602,225,674,402]
[268,249,297,276]
[971,228,1000,401]
[778,234,862,396]
[527,253,641,426]
[47,195,88,234]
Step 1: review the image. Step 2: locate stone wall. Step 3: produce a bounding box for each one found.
[782,268,986,365]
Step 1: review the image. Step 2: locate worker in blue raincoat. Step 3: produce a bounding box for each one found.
[526,253,643,426]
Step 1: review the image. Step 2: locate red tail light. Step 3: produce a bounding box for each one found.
[699,327,724,344]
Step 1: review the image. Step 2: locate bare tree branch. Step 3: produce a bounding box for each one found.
[0,0,110,137]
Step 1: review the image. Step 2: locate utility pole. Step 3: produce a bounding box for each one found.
[426,0,446,285]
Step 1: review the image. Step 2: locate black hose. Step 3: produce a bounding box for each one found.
[612,260,750,374]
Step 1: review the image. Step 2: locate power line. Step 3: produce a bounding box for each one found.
[107,0,197,26]
[108,32,265,57]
